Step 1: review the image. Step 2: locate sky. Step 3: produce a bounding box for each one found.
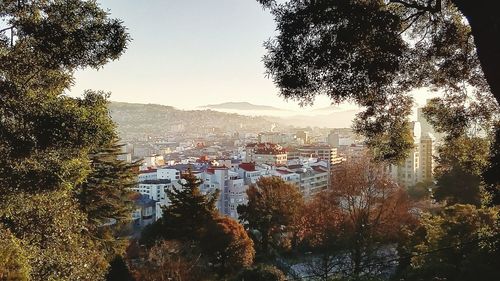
[68,0,437,115]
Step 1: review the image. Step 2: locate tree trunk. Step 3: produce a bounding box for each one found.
[453,0,500,106]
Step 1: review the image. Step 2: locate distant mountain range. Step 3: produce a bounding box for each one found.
[199,102,287,111]
[311,105,342,112]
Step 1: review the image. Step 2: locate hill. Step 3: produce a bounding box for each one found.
[108,102,283,139]
[199,102,287,111]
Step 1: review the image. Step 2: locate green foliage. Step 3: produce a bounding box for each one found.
[257,0,499,163]
[75,138,139,258]
[160,171,219,241]
[483,123,500,205]
[0,227,30,281]
[0,0,129,279]
[399,205,500,281]
[139,171,254,278]
[233,264,287,281]
[407,182,433,201]
[237,177,304,255]
[433,136,490,206]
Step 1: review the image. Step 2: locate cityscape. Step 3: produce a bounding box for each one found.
[1,1,499,281]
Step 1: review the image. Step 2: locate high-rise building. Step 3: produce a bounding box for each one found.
[296,130,310,144]
[389,121,436,187]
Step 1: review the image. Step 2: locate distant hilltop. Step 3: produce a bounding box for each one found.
[108,101,284,139]
[199,102,288,111]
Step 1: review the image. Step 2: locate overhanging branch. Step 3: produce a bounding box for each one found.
[389,0,442,13]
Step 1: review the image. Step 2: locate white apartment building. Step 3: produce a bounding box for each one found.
[197,167,250,219]
[134,179,173,201]
[138,169,158,182]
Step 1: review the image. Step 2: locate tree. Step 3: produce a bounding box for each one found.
[76,139,139,259]
[139,171,255,278]
[483,123,500,205]
[433,136,490,206]
[77,139,138,228]
[398,204,500,281]
[0,227,30,281]
[106,256,135,281]
[0,0,129,279]
[133,240,208,281]
[160,171,219,242]
[297,192,346,281]
[237,177,304,255]
[325,157,413,279]
[257,0,499,163]
[234,264,287,281]
[202,216,255,276]
[407,181,433,202]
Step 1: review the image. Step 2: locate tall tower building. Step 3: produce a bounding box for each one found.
[389,121,436,187]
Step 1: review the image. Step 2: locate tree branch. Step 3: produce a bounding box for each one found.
[389,0,441,13]
[0,26,14,33]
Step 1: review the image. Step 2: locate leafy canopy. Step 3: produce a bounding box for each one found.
[258,0,499,162]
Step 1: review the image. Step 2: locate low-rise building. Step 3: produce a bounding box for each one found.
[245,143,287,165]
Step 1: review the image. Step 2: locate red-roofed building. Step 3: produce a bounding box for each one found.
[239,162,256,172]
[245,143,287,165]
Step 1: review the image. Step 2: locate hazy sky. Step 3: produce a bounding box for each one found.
[69,0,436,114]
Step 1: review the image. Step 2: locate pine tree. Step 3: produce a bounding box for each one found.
[77,139,138,227]
[161,171,219,241]
[76,139,140,258]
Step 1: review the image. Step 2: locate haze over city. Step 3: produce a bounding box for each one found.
[69,0,437,117]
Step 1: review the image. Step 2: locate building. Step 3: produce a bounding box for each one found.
[296,130,310,144]
[389,122,436,187]
[245,143,287,165]
[419,133,436,183]
[197,167,249,219]
[288,144,341,167]
[131,193,156,227]
[288,164,329,198]
[327,132,340,147]
[258,132,294,144]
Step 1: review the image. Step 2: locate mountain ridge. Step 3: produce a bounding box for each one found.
[199,101,287,111]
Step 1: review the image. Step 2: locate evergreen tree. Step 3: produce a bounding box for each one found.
[160,171,219,242]
[77,139,138,227]
[76,139,139,258]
